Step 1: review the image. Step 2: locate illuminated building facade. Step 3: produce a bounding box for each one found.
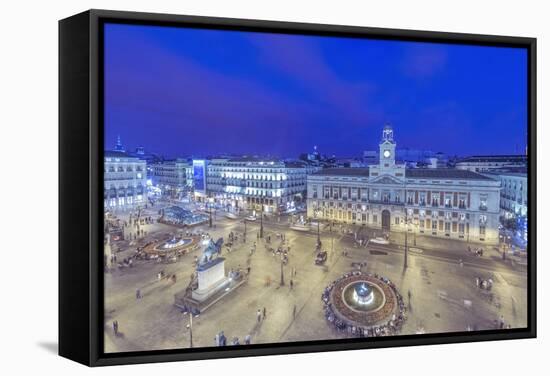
[200,158,318,214]
[151,159,193,197]
[104,151,147,210]
[307,124,502,244]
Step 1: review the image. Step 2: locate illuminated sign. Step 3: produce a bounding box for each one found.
[193,160,207,193]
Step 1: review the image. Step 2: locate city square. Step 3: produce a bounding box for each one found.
[104,198,527,352]
[101,23,529,353]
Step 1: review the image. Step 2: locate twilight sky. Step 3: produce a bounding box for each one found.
[104,23,527,159]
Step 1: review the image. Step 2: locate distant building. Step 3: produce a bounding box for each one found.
[363,150,378,165]
[114,135,125,152]
[306,145,321,162]
[307,124,501,244]
[335,157,365,168]
[196,157,319,214]
[455,155,527,172]
[104,150,147,210]
[365,148,447,168]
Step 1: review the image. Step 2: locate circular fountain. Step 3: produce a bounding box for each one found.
[351,283,375,306]
[143,234,200,257]
[322,272,405,332]
[161,236,193,250]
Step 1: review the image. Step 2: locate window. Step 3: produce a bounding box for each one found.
[479,194,488,211]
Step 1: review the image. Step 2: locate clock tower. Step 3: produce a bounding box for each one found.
[379,122,396,167]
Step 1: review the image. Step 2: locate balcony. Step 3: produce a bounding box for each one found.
[479,205,488,211]
[369,199,404,206]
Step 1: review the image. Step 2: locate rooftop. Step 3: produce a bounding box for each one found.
[456,155,527,163]
[312,168,370,177]
[405,168,495,180]
[104,150,142,160]
[311,167,495,181]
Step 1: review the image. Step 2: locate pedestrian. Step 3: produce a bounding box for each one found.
[407,290,411,301]
[290,279,294,290]
[136,289,141,299]
[113,320,118,336]
[244,334,251,345]
[293,304,297,319]
[263,307,267,319]
[257,309,261,323]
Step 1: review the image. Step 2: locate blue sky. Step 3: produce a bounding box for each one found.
[104,23,528,158]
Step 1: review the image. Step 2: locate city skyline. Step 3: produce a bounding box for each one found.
[104,23,527,158]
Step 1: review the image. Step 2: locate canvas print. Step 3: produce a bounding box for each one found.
[102,23,529,353]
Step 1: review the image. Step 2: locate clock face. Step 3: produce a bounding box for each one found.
[383,150,391,158]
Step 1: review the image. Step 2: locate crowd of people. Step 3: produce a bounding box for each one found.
[322,271,406,338]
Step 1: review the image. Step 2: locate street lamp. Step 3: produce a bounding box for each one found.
[314,207,321,247]
[188,311,193,348]
[260,204,264,239]
[280,257,285,286]
[404,211,409,269]
[243,219,247,243]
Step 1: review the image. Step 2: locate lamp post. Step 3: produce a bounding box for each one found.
[243,219,247,243]
[190,313,194,348]
[314,207,321,246]
[260,204,264,239]
[280,257,285,286]
[404,210,409,269]
[208,204,212,228]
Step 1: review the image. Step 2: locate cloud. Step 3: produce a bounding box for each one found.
[104,29,325,156]
[245,33,384,130]
[401,43,448,79]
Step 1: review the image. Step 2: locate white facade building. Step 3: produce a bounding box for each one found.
[151,159,193,196]
[496,172,527,218]
[104,151,147,210]
[307,124,502,244]
[455,155,527,172]
[202,158,318,214]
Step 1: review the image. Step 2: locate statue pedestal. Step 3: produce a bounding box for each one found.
[192,257,229,302]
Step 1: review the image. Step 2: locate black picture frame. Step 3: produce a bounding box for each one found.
[59,9,537,367]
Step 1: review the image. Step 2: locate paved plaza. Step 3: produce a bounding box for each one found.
[104,202,528,353]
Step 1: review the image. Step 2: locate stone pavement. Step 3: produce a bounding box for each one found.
[104,208,528,352]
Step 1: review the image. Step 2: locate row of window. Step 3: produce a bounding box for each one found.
[105,166,144,172]
[317,209,484,237]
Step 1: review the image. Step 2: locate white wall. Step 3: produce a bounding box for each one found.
[0,0,546,375]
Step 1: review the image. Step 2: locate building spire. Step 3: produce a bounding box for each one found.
[115,135,125,152]
[382,122,394,143]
